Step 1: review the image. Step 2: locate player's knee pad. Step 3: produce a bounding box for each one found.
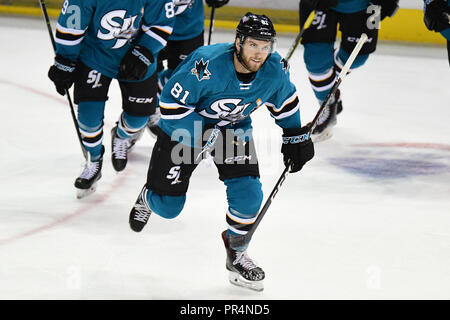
[336,48,369,70]
[146,190,186,219]
[303,42,335,74]
[77,101,105,129]
[224,176,263,216]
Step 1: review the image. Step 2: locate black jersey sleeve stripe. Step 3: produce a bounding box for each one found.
[266,96,299,118]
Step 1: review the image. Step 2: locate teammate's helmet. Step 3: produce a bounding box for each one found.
[236,12,276,43]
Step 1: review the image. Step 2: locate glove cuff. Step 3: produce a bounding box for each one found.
[282,126,310,136]
[282,126,311,144]
[54,55,76,72]
[133,45,154,66]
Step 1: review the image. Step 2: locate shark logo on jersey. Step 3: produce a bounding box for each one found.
[280,58,289,73]
[191,58,211,81]
[97,10,141,49]
[200,99,251,123]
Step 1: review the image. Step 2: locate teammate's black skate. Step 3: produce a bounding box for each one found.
[146,108,161,139]
[129,186,153,232]
[111,123,139,172]
[74,146,104,199]
[221,231,265,291]
[311,89,342,142]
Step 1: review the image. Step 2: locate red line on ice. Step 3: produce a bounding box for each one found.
[0,79,130,245]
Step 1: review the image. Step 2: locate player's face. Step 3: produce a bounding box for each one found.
[237,37,272,72]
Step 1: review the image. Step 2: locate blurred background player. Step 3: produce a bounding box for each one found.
[299,0,399,141]
[128,13,314,291]
[146,0,230,136]
[423,0,450,66]
[47,0,175,198]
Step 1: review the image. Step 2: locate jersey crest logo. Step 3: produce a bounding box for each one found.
[191,58,211,81]
[200,99,251,123]
[280,58,289,73]
[97,10,140,49]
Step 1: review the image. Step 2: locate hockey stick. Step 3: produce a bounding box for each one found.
[207,6,216,45]
[285,10,315,62]
[38,0,90,163]
[233,34,369,247]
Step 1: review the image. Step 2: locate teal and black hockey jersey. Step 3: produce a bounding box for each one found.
[332,0,371,13]
[159,43,303,148]
[170,0,204,41]
[54,0,175,79]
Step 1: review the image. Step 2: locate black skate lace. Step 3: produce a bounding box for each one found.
[79,161,100,179]
[133,202,151,223]
[112,137,131,160]
[233,251,258,271]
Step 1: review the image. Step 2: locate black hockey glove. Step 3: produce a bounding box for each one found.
[369,0,399,20]
[300,0,338,11]
[281,126,315,173]
[205,0,229,8]
[424,0,450,32]
[47,55,77,96]
[118,45,154,81]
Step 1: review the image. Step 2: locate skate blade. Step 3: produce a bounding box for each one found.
[228,271,264,292]
[76,185,97,199]
[312,126,334,143]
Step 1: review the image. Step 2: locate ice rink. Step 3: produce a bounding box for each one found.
[0,15,449,300]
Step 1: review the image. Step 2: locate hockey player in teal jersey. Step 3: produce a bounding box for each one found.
[299,0,399,141]
[147,0,229,136]
[128,13,314,291]
[423,0,450,65]
[47,0,175,198]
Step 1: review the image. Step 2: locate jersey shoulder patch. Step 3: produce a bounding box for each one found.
[186,43,233,83]
[265,51,290,76]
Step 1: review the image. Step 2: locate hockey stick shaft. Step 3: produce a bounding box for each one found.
[285,10,315,62]
[241,34,368,244]
[309,33,368,133]
[38,0,89,162]
[207,6,216,45]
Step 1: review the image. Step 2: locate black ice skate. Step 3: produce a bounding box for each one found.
[129,186,153,232]
[221,231,265,292]
[146,108,161,139]
[111,124,139,172]
[311,89,342,142]
[74,147,104,199]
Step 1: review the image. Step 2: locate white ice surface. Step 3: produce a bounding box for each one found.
[0,16,449,300]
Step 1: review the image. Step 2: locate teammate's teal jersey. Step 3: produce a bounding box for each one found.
[332,0,371,13]
[54,0,175,79]
[159,43,302,148]
[170,0,204,41]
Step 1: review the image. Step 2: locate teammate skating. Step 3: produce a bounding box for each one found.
[47,0,175,198]
[298,0,399,141]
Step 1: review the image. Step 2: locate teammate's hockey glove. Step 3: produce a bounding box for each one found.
[47,55,77,96]
[205,0,229,8]
[300,0,338,11]
[424,0,450,32]
[369,0,399,20]
[118,45,154,81]
[281,126,315,173]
